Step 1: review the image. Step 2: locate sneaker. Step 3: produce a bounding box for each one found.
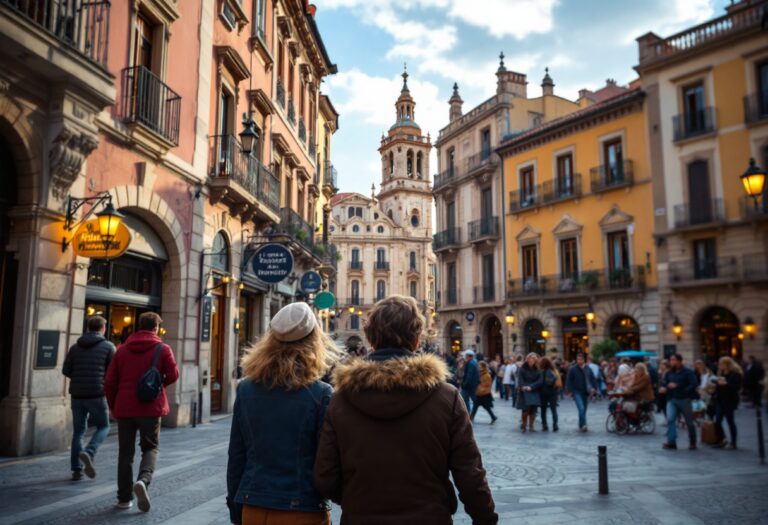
[71,471,84,481]
[580,426,588,433]
[115,501,133,510]
[553,424,559,432]
[662,442,677,450]
[133,480,150,512]
[542,425,549,432]
[490,417,497,425]
[79,451,96,479]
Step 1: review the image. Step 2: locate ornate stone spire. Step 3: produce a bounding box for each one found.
[497,51,506,73]
[449,82,463,122]
[401,63,409,93]
[542,67,554,96]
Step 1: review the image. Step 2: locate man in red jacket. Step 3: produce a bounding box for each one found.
[105,312,179,512]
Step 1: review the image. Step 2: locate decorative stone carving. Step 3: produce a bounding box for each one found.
[49,125,99,199]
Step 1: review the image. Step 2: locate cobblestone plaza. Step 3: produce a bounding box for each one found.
[1,400,766,525]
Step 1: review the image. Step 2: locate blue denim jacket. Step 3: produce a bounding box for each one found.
[226,379,332,523]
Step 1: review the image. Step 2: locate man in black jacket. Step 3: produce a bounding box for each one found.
[62,315,115,480]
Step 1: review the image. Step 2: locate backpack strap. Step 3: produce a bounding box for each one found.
[150,343,164,369]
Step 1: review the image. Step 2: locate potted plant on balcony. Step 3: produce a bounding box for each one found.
[578,271,599,289]
[609,267,632,287]
[295,228,308,242]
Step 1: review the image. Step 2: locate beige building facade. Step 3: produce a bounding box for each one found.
[331,71,436,348]
[637,0,768,364]
[433,57,582,359]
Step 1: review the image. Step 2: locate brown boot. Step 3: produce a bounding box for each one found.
[528,411,536,432]
[520,412,527,433]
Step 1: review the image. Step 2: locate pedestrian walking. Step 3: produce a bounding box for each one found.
[660,353,698,450]
[495,360,506,399]
[711,356,743,450]
[461,349,480,413]
[538,357,561,432]
[471,361,498,424]
[516,353,542,433]
[565,352,596,432]
[62,315,115,481]
[743,356,765,408]
[314,295,498,524]
[656,359,670,420]
[227,302,340,525]
[502,357,517,404]
[104,312,179,512]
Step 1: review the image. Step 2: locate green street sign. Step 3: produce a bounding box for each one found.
[314,291,335,310]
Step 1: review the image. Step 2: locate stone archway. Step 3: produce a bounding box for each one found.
[608,314,641,350]
[697,306,742,363]
[446,320,463,354]
[483,315,503,360]
[523,318,545,356]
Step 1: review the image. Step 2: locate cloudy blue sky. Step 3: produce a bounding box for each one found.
[314,0,730,198]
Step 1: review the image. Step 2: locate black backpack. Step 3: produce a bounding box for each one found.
[136,343,165,402]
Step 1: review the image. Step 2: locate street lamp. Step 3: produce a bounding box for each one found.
[744,317,756,339]
[505,310,515,325]
[62,192,124,252]
[541,328,550,340]
[348,305,355,314]
[239,113,260,155]
[586,303,596,330]
[672,317,683,341]
[740,158,766,210]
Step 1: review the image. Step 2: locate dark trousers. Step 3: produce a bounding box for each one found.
[715,404,737,446]
[540,395,558,428]
[470,395,496,421]
[70,397,110,472]
[117,417,161,503]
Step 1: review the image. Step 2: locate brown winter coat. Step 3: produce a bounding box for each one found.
[313,349,498,525]
[623,373,655,402]
[476,369,493,397]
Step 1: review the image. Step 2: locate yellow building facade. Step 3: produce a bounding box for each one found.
[637,0,768,363]
[499,89,661,359]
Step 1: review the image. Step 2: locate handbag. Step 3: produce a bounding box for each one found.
[136,343,165,402]
[700,420,718,445]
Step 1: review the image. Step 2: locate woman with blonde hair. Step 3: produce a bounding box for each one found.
[712,356,743,449]
[623,362,655,403]
[227,302,340,525]
[516,352,543,432]
[471,361,498,424]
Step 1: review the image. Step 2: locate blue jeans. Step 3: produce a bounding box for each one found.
[71,397,110,472]
[461,388,477,414]
[666,398,696,446]
[573,392,588,428]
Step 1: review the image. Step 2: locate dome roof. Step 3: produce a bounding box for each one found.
[389,119,421,131]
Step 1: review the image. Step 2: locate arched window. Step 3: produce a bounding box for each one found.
[377,225,384,234]
[211,231,229,272]
[347,207,354,218]
[351,248,360,265]
[610,315,640,350]
[410,280,417,298]
[376,280,386,301]
[352,225,360,233]
[407,150,414,177]
[416,152,423,178]
[387,209,393,220]
[351,279,360,302]
[411,209,420,228]
[523,318,545,355]
[409,251,417,271]
[389,152,394,175]
[376,248,386,263]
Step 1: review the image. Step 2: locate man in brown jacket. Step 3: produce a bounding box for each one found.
[314,295,498,525]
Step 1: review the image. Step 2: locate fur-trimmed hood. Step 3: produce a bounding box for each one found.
[332,351,451,420]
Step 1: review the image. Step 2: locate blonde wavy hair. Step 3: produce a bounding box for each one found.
[634,362,649,378]
[718,356,743,376]
[240,327,343,390]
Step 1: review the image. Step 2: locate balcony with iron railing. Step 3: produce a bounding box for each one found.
[508,187,541,213]
[468,216,500,243]
[276,78,285,108]
[744,90,768,124]
[465,148,498,176]
[374,261,390,272]
[276,207,315,255]
[743,253,768,280]
[637,1,767,67]
[314,242,338,274]
[673,198,725,228]
[672,107,716,142]
[668,256,739,286]
[348,260,363,272]
[324,161,337,191]
[287,96,296,125]
[740,195,768,220]
[208,134,280,218]
[590,159,633,193]
[121,66,181,145]
[1,0,111,68]
[542,174,582,203]
[445,287,458,306]
[433,227,462,252]
[506,266,646,300]
[433,165,458,191]
[473,285,496,303]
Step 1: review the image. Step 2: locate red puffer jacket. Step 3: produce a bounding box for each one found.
[105,331,179,418]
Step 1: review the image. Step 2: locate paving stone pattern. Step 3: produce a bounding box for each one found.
[1,399,767,524]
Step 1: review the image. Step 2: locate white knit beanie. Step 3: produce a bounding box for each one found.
[270,302,317,342]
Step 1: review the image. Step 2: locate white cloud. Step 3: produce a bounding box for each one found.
[448,0,558,38]
[622,0,717,44]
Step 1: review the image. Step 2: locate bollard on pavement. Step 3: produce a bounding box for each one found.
[598,445,609,495]
[192,400,197,428]
[757,406,765,465]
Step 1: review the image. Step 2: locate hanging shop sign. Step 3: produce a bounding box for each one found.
[252,243,294,284]
[71,219,132,259]
[465,311,475,323]
[300,271,322,294]
[314,291,335,310]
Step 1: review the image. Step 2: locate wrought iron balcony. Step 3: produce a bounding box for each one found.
[740,195,768,220]
[208,135,280,217]
[445,287,458,306]
[465,149,498,175]
[374,261,390,271]
[314,242,338,272]
[672,107,716,141]
[287,96,296,125]
[433,166,457,190]
[673,198,725,228]
[468,216,499,242]
[473,285,496,303]
[298,116,306,142]
[590,160,633,193]
[1,0,111,68]
[506,266,646,300]
[542,173,582,203]
[121,66,181,145]
[324,161,337,190]
[668,256,739,284]
[508,188,540,213]
[433,227,461,251]
[744,90,768,124]
[277,207,315,254]
[309,135,316,158]
[276,78,285,108]
[349,261,363,271]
